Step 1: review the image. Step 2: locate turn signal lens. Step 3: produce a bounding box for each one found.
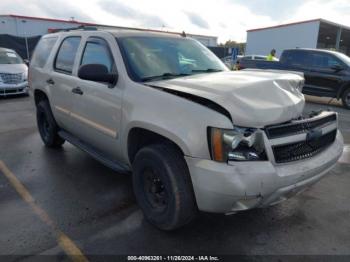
[211,128,225,162]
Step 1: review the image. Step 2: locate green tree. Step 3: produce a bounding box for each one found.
[219,40,246,55]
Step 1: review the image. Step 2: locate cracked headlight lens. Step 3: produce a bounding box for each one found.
[208,127,267,162]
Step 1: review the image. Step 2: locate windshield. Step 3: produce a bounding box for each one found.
[117,36,228,82]
[336,52,350,66]
[0,51,23,64]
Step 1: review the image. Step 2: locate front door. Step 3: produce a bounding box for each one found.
[306,52,346,97]
[68,36,123,160]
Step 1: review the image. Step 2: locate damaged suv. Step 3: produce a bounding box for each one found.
[29,28,344,230]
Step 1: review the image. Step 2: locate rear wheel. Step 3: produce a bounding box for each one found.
[132,143,197,230]
[36,100,65,147]
[342,88,350,109]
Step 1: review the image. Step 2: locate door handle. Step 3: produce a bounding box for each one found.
[72,87,84,95]
[46,79,55,85]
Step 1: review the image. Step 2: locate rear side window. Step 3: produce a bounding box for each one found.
[31,37,58,68]
[55,37,81,74]
[242,56,252,60]
[255,56,266,60]
[81,38,114,72]
[281,51,309,67]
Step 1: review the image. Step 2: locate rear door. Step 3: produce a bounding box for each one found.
[305,51,346,97]
[49,36,82,131]
[68,35,123,159]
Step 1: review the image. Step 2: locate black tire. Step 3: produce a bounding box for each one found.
[36,100,65,147]
[342,88,350,109]
[132,143,197,230]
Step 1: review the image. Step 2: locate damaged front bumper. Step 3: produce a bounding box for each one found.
[185,130,343,214]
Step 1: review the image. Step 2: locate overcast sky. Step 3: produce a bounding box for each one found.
[1,0,349,42]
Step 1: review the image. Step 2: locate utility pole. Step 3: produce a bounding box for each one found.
[21,20,30,61]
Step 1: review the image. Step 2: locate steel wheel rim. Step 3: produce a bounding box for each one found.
[143,168,168,211]
[39,112,50,141]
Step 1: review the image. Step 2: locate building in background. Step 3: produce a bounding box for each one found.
[0,14,218,46]
[246,19,350,57]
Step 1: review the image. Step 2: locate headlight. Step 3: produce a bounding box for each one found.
[208,127,267,162]
[22,71,28,82]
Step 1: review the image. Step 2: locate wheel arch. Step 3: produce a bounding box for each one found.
[126,126,190,165]
[337,82,350,99]
[34,89,49,106]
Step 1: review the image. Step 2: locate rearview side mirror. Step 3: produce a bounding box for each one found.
[78,64,118,84]
[330,64,344,72]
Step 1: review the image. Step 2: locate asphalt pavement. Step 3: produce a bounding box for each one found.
[0,94,349,260]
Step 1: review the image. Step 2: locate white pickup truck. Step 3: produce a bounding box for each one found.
[29,28,344,230]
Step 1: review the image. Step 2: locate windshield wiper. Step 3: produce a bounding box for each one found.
[141,72,190,82]
[191,68,223,73]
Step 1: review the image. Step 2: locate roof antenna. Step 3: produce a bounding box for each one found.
[181,31,187,37]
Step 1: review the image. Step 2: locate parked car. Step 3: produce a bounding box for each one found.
[240,48,350,109]
[29,29,343,230]
[240,54,279,61]
[0,48,29,96]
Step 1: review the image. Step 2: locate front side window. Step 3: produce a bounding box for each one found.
[55,37,81,74]
[81,38,114,72]
[335,52,350,67]
[310,53,344,69]
[0,51,23,65]
[31,37,57,68]
[118,36,228,82]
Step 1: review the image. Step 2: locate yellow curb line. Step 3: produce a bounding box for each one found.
[0,160,89,262]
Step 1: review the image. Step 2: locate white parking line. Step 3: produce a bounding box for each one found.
[338,144,350,164]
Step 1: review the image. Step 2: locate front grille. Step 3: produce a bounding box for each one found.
[272,130,337,163]
[265,114,337,139]
[0,73,23,84]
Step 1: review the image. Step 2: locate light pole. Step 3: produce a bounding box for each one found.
[21,20,30,61]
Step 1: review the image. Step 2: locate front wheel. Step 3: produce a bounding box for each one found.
[132,144,197,230]
[342,88,350,109]
[36,100,65,147]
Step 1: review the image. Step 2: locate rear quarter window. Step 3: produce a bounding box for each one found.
[31,37,58,68]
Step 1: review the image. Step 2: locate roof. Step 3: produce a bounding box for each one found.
[0,47,15,52]
[108,29,185,38]
[247,18,350,33]
[0,14,217,39]
[47,27,188,38]
[284,48,343,56]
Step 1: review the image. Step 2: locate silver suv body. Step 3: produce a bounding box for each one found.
[0,48,28,96]
[29,28,344,230]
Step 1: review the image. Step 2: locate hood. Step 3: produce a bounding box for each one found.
[0,64,27,74]
[148,70,305,127]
